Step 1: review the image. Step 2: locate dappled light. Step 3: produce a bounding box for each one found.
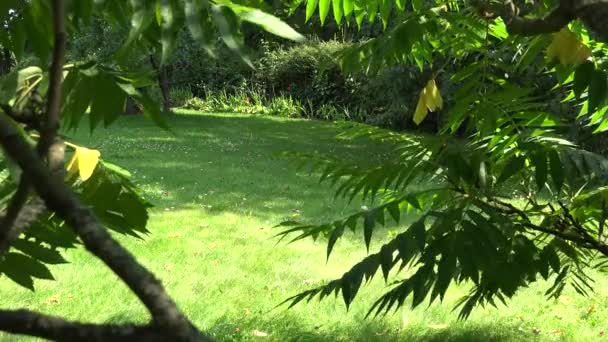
[2,113,606,341]
[2,0,608,341]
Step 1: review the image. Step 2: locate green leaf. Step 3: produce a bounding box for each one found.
[395,0,406,11]
[379,0,392,28]
[159,0,181,65]
[343,0,354,17]
[573,62,594,98]
[24,0,53,64]
[549,150,564,192]
[542,245,561,274]
[333,0,343,24]
[184,0,216,57]
[319,0,331,25]
[229,5,305,42]
[0,252,54,290]
[25,220,79,250]
[117,192,149,231]
[306,0,319,22]
[89,73,126,131]
[116,81,169,130]
[589,69,608,113]
[395,233,417,267]
[411,220,426,250]
[387,202,401,223]
[379,245,393,282]
[211,5,252,68]
[431,250,456,303]
[121,0,154,54]
[365,0,377,24]
[341,271,362,309]
[9,20,26,62]
[364,210,375,252]
[327,224,345,260]
[12,240,67,265]
[497,156,525,184]
[531,151,547,190]
[411,265,433,307]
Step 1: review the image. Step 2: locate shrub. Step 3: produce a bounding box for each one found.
[267,96,304,118]
[169,86,193,108]
[184,90,305,118]
[252,41,423,129]
[254,40,350,110]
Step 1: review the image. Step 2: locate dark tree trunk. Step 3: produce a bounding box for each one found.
[124,97,141,115]
[149,55,171,113]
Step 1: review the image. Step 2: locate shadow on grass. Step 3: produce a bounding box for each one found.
[71,112,407,225]
[207,313,524,342]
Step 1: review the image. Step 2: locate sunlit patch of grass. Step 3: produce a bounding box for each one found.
[0,111,607,341]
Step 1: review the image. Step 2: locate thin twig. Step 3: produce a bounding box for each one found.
[484,197,608,256]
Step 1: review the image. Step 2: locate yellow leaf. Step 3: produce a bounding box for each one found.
[546,29,591,66]
[413,79,443,125]
[413,89,428,125]
[66,146,101,181]
[66,153,79,179]
[424,79,443,111]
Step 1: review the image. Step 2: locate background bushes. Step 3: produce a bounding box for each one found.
[64,14,443,131]
[171,39,423,130]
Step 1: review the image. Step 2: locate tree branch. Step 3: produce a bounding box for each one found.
[0,117,207,340]
[503,5,574,36]
[0,181,45,257]
[0,0,66,261]
[36,0,66,161]
[484,197,608,257]
[0,309,171,342]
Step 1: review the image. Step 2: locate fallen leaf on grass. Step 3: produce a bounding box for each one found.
[551,329,564,336]
[252,330,269,337]
[45,295,60,305]
[427,324,448,330]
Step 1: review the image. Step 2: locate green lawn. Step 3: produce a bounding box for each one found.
[1,111,607,341]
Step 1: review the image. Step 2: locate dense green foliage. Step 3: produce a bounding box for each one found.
[276,0,608,320]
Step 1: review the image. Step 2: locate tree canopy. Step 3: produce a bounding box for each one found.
[278,0,608,320]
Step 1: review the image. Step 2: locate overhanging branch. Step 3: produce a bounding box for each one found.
[0,309,169,342]
[0,116,207,341]
[503,5,575,36]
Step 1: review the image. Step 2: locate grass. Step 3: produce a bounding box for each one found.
[1,111,607,341]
